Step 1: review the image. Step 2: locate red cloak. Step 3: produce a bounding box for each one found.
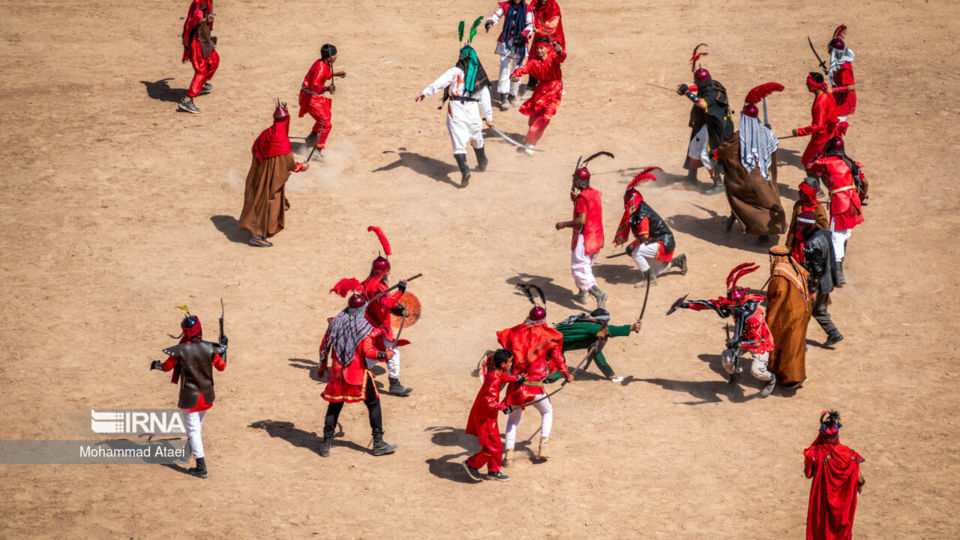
[572,187,603,255]
[361,273,401,342]
[497,322,567,406]
[252,118,293,163]
[831,63,856,117]
[804,434,864,540]
[531,0,565,57]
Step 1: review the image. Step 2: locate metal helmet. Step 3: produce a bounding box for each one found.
[573,167,591,182]
[273,100,289,122]
[348,294,366,309]
[727,287,746,305]
[827,137,845,152]
[741,103,759,118]
[693,68,710,83]
[371,256,391,272]
[528,305,546,322]
[829,38,845,51]
[181,315,202,340]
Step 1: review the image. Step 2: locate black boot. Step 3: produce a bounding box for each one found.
[371,432,397,456]
[704,174,724,195]
[188,457,208,479]
[319,435,332,457]
[824,331,844,348]
[454,154,471,187]
[759,373,777,398]
[474,146,488,172]
[499,92,510,111]
[835,260,846,286]
[670,253,688,275]
[684,168,698,184]
[388,377,413,397]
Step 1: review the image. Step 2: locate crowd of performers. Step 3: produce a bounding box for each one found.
[167,1,869,535]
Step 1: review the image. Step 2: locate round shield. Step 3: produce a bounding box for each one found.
[389,292,421,329]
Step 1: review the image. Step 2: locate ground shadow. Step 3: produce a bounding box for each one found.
[590,262,639,286]
[210,215,249,244]
[289,357,324,382]
[505,273,584,312]
[776,147,805,172]
[140,78,184,103]
[248,420,366,455]
[373,150,461,188]
[424,426,475,483]
[667,204,775,255]
[162,463,196,477]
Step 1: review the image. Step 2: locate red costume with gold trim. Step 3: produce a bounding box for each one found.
[497,322,567,406]
[511,46,565,145]
[809,154,865,231]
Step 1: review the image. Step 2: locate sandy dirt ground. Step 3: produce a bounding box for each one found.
[1,0,959,537]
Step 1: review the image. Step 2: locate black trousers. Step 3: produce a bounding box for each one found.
[323,376,382,439]
[811,292,840,337]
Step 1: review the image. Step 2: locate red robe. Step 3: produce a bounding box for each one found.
[572,187,603,255]
[809,155,865,231]
[529,0,565,59]
[465,369,516,473]
[831,63,856,117]
[298,59,334,146]
[512,49,565,121]
[497,322,567,406]
[796,92,839,168]
[321,327,384,403]
[804,434,864,540]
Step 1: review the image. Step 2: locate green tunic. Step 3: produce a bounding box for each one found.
[546,322,631,380]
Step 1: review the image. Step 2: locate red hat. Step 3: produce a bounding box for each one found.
[829,24,847,50]
[573,167,590,181]
[623,166,660,202]
[348,294,365,309]
[528,306,546,321]
[368,226,392,273]
[273,99,290,122]
[725,262,760,304]
[693,68,710,83]
[742,82,784,117]
[741,103,758,118]
[827,137,845,152]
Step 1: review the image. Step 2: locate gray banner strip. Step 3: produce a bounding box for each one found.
[0,439,191,464]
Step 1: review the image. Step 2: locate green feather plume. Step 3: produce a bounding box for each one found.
[468,16,483,43]
[458,21,465,42]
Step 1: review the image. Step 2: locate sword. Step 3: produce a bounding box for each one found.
[490,126,543,152]
[366,273,423,305]
[638,273,652,322]
[606,251,630,259]
[762,97,770,129]
[807,36,827,72]
[645,82,676,93]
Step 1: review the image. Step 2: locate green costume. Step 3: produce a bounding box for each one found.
[546,321,632,381]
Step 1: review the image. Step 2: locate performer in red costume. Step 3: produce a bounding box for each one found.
[669,264,777,397]
[317,291,398,457]
[358,227,413,396]
[151,308,228,478]
[826,25,856,122]
[510,37,565,154]
[524,0,564,92]
[178,0,218,114]
[809,137,867,286]
[613,167,687,286]
[793,72,840,172]
[299,44,346,160]
[500,285,572,464]
[804,410,865,540]
[555,153,611,308]
[785,177,829,264]
[463,349,519,482]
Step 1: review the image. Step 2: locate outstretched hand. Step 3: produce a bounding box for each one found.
[563,372,574,383]
[334,71,346,78]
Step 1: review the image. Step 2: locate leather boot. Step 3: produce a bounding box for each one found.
[588,285,608,309]
[319,436,332,457]
[759,373,777,398]
[371,432,397,456]
[684,168,698,184]
[502,448,514,467]
[704,174,724,195]
[188,457,208,478]
[824,331,844,348]
[499,92,510,111]
[835,260,846,286]
[388,377,413,397]
[473,146,488,172]
[454,154,471,186]
[671,254,688,275]
[538,437,550,460]
[573,289,588,303]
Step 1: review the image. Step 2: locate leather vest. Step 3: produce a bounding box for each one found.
[631,201,675,253]
[162,341,223,409]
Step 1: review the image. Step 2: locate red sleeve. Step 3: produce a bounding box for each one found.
[803,447,818,478]
[511,60,533,79]
[554,50,567,64]
[161,356,178,372]
[359,335,382,361]
[573,195,587,214]
[213,353,226,371]
[546,345,568,375]
[797,96,829,136]
[483,374,506,410]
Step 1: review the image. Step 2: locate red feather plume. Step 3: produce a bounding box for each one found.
[367,226,391,256]
[726,262,759,288]
[744,82,785,105]
[832,24,847,41]
[330,278,363,297]
[690,43,708,73]
[626,166,662,191]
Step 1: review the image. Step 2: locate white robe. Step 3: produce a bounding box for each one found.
[421,67,494,154]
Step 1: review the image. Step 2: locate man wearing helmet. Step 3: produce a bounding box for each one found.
[555,155,610,308]
[298,44,346,160]
[238,102,310,247]
[151,310,228,478]
[825,25,856,122]
[316,292,398,457]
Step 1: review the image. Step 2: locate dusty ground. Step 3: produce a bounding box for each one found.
[1,0,958,537]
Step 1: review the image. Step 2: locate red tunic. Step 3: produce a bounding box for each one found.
[298,59,332,118]
[572,187,603,255]
[809,155,865,231]
[804,435,864,540]
[796,92,839,168]
[320,328,384,403]
[511,49,565,121]
[743,308,774,355]
[497,322,567,406]
[361,274,401,342]
[831,62,856,117]
[161,353,225,412]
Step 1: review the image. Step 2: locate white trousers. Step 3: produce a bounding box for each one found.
[721,350,772,381]
[830,222,852,262]
[631,243,670,275]
[571,233,599,291]
[497,55,523,96]
[504,396,553,450]
[385,338,400,379]
[184,410,207,458]
[687,124,714,170]
[446,102,485,155]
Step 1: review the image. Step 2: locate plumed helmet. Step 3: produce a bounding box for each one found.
[827,137,845,152]
[372,256,391,272]
[829,38,845,51]
[273,99,289,122]
[573,167,591,182]
[693,68,710,83]
[741,103,759,118]
[727,287,746,304]
[348,294,366,309]
[528,305,546,321]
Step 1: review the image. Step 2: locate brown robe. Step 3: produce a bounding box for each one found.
[784,201,829,251]
[716,132,787,235]
[238,152,295,238]
[766,260,813,385]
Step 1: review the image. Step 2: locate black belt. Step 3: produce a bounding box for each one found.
[449,96,478,103]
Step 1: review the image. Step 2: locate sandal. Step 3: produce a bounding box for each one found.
[248,235,273,247]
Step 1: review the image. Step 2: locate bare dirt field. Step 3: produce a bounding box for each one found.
[1,0,959,537]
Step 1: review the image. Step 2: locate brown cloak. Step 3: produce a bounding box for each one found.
[716,132,787,235]
[766,257,812,385]
[238,152,296,238]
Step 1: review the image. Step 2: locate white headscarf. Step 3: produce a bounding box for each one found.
[828,47,855,85]
[738,115,778,181]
